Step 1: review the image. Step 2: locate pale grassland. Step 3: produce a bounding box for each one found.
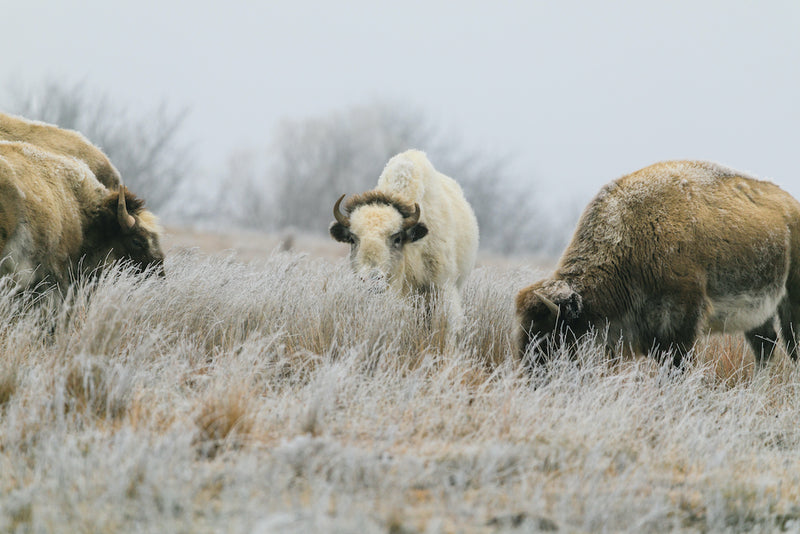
[1,240,800,533]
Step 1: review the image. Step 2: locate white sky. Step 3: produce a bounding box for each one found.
[2,1,799,208]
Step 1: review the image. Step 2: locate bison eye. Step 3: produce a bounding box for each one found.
[390,232,404,249]
[130,236,147,252]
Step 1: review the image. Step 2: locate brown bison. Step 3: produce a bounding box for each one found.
[0,112,121,190]
[0,141,164,290]
[517,160,800,369]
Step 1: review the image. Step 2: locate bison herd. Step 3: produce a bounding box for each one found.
[2,111,799,371]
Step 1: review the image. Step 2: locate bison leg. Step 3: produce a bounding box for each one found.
[778,263,800,361]
[444,285,465,332]
[778,299,800,361]
[652,339,692,369]
[649,290,708,368]
[745,318,780,366]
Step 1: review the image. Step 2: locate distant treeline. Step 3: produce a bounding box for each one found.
[6,80,573,255]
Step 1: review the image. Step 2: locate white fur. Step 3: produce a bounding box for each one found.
[708,288,787,333]
[349,150,479,327]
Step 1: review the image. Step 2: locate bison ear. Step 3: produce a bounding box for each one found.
[329,221,352,243]
[405,222,428,243]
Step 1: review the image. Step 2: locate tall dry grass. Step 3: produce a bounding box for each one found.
[0,249,799,533]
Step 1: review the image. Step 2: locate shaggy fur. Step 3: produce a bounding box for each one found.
[0,141,164,290]
[344,191,419,220]
[330,150,479,327]
[517,160,800,369]
[0,112,121,190]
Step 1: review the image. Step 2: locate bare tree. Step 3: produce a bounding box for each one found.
[4,79,192,213]
[223,101,563,254]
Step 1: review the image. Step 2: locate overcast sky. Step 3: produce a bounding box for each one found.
[2,1,799,208]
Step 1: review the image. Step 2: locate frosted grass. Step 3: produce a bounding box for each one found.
[0,250,799,532]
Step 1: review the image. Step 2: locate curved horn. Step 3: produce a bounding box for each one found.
[333,194,350,226]
[402,203,421,229]
[117,185,136,232]
[534,291,560,316]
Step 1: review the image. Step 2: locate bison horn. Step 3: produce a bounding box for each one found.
[403,203,421,229]
[333,194,350,226]
[534,291,560,317]
[117,185,137,232]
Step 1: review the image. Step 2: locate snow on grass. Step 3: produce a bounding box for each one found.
[0,250,799,533]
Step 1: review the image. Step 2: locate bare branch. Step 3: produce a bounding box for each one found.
[4,79,193,214]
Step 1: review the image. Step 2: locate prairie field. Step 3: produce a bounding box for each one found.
[1,229,800,533]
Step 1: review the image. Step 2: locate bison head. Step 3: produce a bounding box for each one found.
[329,192,428,291]
[516,279,584,369]
[82,186,165,277]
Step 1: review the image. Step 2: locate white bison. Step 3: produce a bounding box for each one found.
[517,160,800,370]
[329,150,479,327]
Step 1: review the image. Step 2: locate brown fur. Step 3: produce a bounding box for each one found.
[0,142,164,290]
[517,160,800,369]
[0,112,121,190]
[344,191,418,219]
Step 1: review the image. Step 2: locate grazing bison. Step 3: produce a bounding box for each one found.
[329,149,479,327]
[0,112,121,190]
[0,141,164,290]
[517,160,800,369]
